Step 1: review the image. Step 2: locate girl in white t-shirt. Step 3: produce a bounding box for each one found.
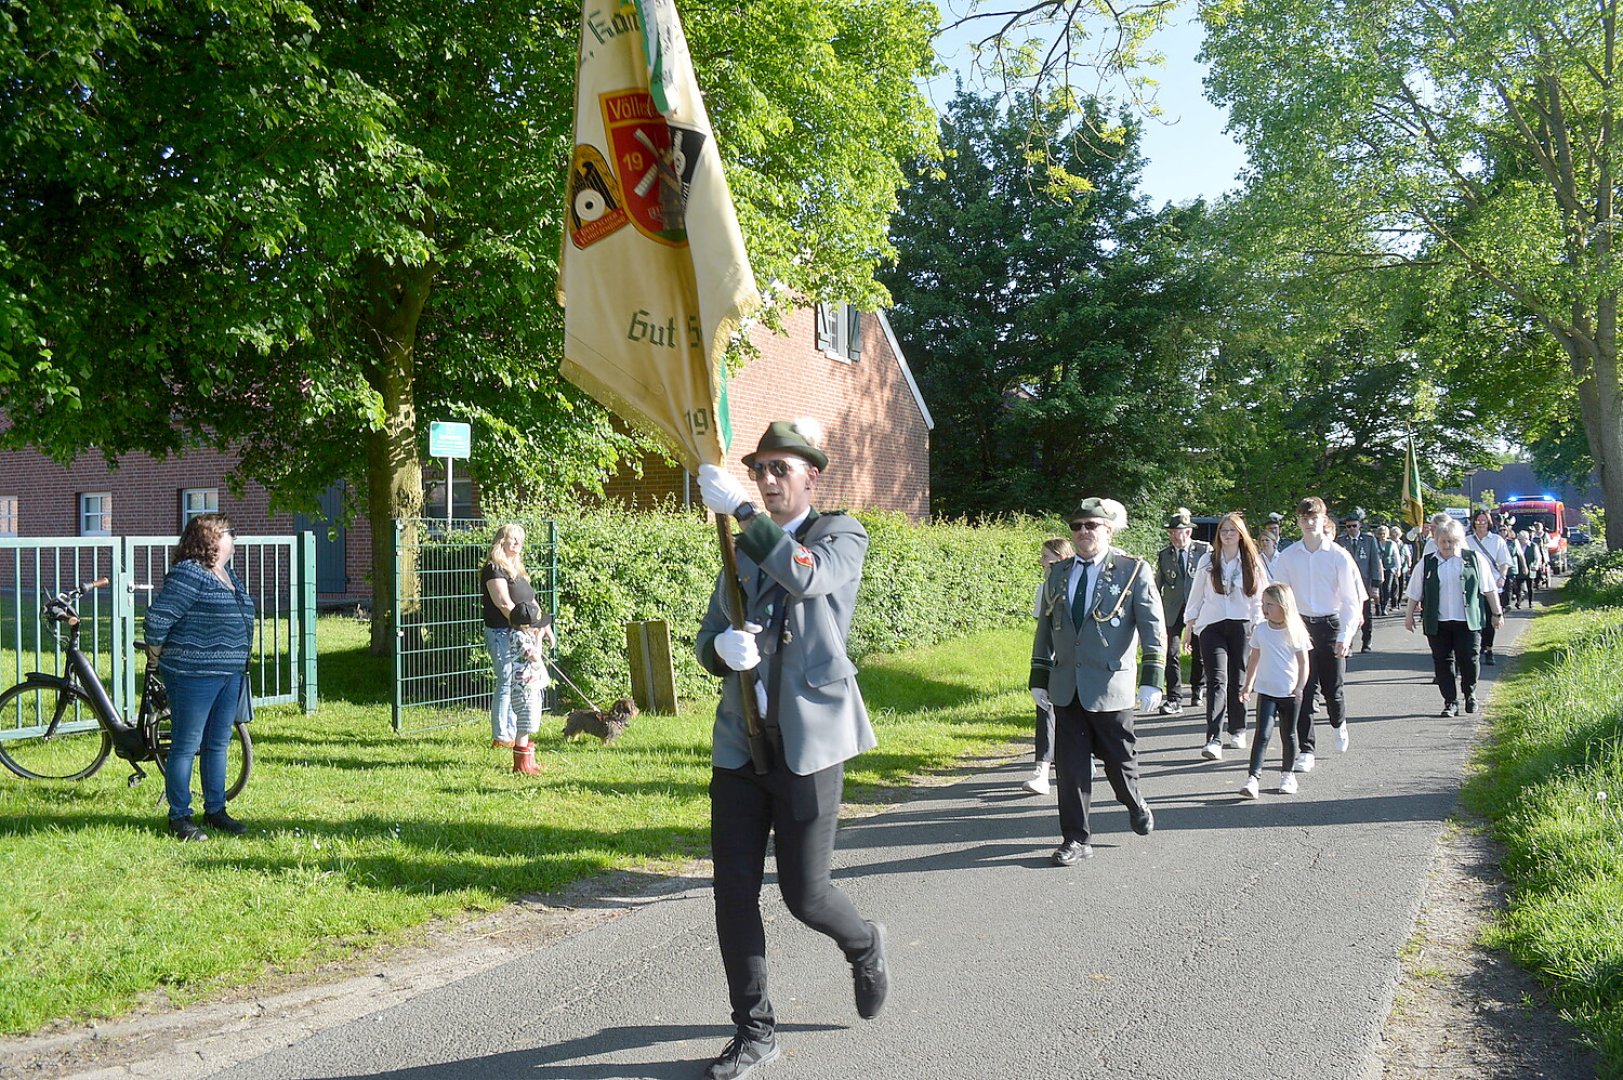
[1239,582,1312,798]
[1022,537,1074,794]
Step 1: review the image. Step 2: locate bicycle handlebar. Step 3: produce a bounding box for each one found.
[42,579,110,624]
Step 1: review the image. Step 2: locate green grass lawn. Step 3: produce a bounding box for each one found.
[1463,594,1623,1074]
[0,616,1035,1034]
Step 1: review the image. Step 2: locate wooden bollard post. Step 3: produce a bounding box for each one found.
[625,619,679,715]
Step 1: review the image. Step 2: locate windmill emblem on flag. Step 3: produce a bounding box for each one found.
[601,88,706,247]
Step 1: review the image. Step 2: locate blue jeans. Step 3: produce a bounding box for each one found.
[1248,693,1300,776]
[162,671,243,820]
[484,627,519,742]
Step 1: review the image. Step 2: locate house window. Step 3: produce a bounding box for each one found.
[814,302,863,363]
[0,496,16,537]
[79,493,112,537]
[181,488,219,528]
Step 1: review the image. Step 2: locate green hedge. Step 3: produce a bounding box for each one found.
[475,504,1161,707]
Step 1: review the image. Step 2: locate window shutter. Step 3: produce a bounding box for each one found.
[845,305,862,361]
[814,304,833,351]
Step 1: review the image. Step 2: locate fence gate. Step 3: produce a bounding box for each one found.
[390,518,558,733]
[0,534,316,738]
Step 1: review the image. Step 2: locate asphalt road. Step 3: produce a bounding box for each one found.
[206,605,1528,1080]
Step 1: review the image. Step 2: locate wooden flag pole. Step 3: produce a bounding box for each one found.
[715,514,772,774]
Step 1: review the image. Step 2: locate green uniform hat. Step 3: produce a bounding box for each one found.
[1342,506,1367,523]
[1071,497,1128,531]
[741,420,829,470]
[1165,507,1193,529]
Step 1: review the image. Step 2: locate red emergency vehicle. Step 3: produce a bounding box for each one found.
[1498,496,1569,574]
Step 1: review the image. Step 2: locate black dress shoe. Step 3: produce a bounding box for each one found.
[167,817,208,842]
[1464,696,1479,714]
[1130,805,1155,836]
[703,1034,780,1080]
[851,921,888,1020]
[1483,650,1497,666]
[203,810,247,836]
[1051,841,1093,866]
[1360,643,1373,653]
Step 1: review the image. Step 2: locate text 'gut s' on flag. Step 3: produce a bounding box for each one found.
[557,0,761,472]
[1402,435,1425,528]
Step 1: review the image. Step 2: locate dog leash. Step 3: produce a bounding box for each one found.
[540,651,603,714]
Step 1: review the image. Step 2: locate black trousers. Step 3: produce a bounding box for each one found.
[711,763,875,1042]
[1298,615,1346,753]
[1359,596,1377,647]
[1165,615,1204,703]
[1427,621,1481,705]
[1053,700,1146,845]
[1199,619,1249,742]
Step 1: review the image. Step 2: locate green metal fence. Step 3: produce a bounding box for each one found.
[390,518,558,733]
[0,534,317,741]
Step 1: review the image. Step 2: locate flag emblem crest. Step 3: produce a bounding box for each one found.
[566,144,631,250]
[601,89,705,247]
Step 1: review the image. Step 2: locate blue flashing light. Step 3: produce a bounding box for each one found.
[1543,493,1557,501]
[1507,494,1521,501]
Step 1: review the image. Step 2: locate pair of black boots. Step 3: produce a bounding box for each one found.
[168,810,246,842]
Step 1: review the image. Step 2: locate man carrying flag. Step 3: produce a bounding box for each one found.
[556,3,885,1076]
[696,421,889,1078]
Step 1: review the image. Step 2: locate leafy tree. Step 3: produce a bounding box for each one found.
[881,88,1216,518]
[0,0,937,649]
[1200,0,1623,544]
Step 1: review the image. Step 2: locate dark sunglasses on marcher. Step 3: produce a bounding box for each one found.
[746,460,800,479]
[1069,520,1105,532]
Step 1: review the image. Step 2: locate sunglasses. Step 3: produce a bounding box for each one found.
[746,459,802,479]
[1069,520,1106,532]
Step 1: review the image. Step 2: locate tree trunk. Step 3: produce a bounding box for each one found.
[361,257,435,655]
[1567,332,1623,548]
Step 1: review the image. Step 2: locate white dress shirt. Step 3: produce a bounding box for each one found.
[1268,538,1364,645]
[1462,529,1512,584]
[1407,550,1498,622]
[1183,552,1268,634]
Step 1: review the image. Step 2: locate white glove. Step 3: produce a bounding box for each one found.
[1138,686,1164,713]
[697,463,752,518]
[1030,687,1051,710]
[715,622,762,671]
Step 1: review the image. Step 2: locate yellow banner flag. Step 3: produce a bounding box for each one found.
[558,0,761,471]
[1402,435,1425,528]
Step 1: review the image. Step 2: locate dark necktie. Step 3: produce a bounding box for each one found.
[1072,561,1092,630]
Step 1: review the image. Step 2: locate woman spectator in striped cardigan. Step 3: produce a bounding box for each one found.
[143,514,255,842]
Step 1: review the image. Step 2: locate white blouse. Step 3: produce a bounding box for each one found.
[1183,552,1267,634]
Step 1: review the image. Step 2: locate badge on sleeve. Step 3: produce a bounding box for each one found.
[793,546,815,568]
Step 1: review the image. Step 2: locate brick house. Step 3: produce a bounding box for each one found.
[0,304,931,603]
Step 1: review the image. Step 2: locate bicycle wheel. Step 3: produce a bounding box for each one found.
[0,682,112,781]
[152,719,254,803]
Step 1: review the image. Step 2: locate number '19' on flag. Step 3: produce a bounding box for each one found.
[556,0,761,472]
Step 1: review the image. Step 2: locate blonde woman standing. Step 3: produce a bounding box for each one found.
[481,523,554,770]
[1182,512,1268,761]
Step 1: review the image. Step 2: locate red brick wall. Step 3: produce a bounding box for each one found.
[0,442,373,602]
[599,306,933,520]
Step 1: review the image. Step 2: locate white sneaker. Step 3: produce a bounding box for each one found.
[1201,740,1223,761]
[1222,731,1239,748]
[1334,724,1350,752]
[1232,730,1249,751]
[1294,751,1316,773]
[1240,775,1260,799]
[1278,771,1299,794]
[1021,764,1051,795]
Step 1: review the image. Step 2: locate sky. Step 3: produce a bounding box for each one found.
[924,9,1250,208]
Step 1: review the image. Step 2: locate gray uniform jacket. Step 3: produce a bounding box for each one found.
[1029,548,1168,712]
[1337,532,1385,591]
[697,508,876,775]
[1155,540,1210,626]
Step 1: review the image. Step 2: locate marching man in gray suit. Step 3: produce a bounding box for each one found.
[1031,497,1168,866]
[694,419,887,1080]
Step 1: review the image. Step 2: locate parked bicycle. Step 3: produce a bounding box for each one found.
[0,579,252,798]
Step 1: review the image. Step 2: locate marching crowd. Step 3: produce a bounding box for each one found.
[1021,497,1539,866]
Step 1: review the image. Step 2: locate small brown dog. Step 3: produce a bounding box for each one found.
[562,697,639,744]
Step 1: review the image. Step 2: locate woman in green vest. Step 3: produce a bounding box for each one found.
[1402,518,1505,716]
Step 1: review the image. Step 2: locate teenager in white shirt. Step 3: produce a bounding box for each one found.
[1182,512,1268,761]
[1266,496,1364,772]
[1404,518,1505,716]
[1239,583,1312,797]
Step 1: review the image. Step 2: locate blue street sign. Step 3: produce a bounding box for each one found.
[428,421,471,459]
